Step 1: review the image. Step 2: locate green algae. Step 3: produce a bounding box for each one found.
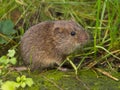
[5,69,120,90]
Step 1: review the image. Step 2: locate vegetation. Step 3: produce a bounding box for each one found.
[0,0,120,89]
[1,75,34,90]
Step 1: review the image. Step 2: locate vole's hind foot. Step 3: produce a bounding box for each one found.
[9,66,28,71]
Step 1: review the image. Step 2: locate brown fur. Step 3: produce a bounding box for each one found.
[20,20,89,70]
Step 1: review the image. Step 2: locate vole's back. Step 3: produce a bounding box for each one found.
[20,20,89,70]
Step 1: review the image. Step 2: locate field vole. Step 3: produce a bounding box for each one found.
[20,20,89,71]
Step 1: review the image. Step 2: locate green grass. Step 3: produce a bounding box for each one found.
[0,0,120,78]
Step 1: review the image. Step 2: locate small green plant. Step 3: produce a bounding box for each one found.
[0,49,34,90]
[1,75,34,90]
[0,49,17,76]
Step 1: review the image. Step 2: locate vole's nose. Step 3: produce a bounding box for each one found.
[80,31,89,43]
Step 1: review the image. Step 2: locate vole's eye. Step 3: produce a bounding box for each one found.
[71,31,76,36]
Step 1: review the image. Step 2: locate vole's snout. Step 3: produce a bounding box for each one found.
[79,31,90,44]
[84,31,89,41]
[85,32,89,41]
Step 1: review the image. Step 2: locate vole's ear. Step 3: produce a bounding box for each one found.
[52,27,65,40]
[53,27,63,35]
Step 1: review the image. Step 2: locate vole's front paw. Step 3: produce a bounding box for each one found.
[57,67,69,72]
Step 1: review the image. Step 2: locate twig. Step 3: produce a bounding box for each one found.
[94,68,119,81]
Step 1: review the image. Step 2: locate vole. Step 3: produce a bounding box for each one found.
[20,20,89,71]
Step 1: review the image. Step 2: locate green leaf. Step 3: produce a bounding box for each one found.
[16,77,21,82]
[1,81,18,90]
[7,49,16,57]
[0,56,7,63]
[21,75,26,81]
[0,56,9,65]
[0,20,16,44]
[0,38,7,44]
[21,82,26,88]
[0,20,16,35]
[25,78,34,87]
[9,57,17,65]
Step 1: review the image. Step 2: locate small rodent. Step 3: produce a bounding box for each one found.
[20,20,89,71]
